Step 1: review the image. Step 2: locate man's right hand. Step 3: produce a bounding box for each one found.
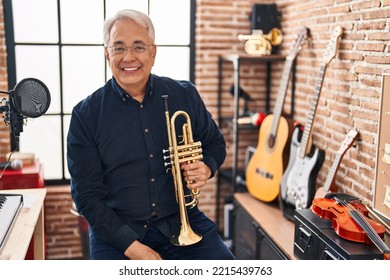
[124,240,162,260]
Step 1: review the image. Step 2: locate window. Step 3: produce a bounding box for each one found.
[3,0,195,184]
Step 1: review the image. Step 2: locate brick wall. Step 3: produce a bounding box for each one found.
[44,186,83,259]
[0,0,10,159]
[1,0,390,259]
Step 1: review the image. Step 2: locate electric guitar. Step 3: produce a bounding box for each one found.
[313,128,359,199]
[280,26,343,211]
[245,27,309,202]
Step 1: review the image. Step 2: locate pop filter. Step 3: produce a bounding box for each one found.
[0,78,51,151]
[10,78,51,118]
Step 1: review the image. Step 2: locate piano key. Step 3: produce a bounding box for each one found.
[0,195,23,249]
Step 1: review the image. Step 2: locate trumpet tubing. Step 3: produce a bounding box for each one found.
[238,28,283,55]
[162,95,203,246]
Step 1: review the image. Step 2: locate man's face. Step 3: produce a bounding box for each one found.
[105,18,156,94]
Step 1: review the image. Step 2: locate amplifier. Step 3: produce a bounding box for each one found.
[251,4,280,33]
[294,209,384,260]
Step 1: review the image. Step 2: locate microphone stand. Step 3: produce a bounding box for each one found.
[9,99,23,151]
[0,92,22,151]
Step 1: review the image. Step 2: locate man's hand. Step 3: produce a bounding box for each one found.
[181,161,212,190]
[124,240,162,260]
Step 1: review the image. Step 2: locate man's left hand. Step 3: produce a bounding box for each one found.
[181,161,211,190]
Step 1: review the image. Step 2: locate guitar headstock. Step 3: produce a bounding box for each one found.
[287,26,310,60]
[338,128,359,156]
[323,26,343,64]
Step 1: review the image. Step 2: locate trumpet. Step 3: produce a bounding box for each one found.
[238,28,283,55]
[162,95,203,246]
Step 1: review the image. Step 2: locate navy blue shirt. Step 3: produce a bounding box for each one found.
[67,74,226,253]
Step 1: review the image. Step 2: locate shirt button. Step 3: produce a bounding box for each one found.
[140,104,144,109]
[144,128,149,133]
[144,224,148,228]
[149,154,154,158]
[152,203,156,207]
[122,97,126,102]
[150,178,155,182]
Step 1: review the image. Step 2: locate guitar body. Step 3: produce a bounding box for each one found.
[246,115,291,202]
[280,126,301,201]
[244,27,310,203]
[280,126,325,209]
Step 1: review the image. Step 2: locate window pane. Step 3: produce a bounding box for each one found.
[106,0,149,18]
[19,116,62,180]
[62,46,106,113]
[150,0,190,45]
[12,0,58,43]
[63,115,71,180]
[153,47,189,80]
[15,45,61,114]
[60,0,104,44]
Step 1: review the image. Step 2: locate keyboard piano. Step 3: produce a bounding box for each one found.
[0,194,23,249]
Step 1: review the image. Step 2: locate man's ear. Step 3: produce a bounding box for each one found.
[104,48,110,63]
[152,45,157,65]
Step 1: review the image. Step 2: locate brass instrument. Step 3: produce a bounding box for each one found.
[238,28,283,55]
[162,95,203,246]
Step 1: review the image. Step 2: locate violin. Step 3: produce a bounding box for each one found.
[312,196,385,244]
[311,193,390,259]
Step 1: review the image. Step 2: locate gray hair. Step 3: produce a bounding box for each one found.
[103,9,155,47]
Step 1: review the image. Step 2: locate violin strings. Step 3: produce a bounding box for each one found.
[336,198,390,254]
[340,200,384,247]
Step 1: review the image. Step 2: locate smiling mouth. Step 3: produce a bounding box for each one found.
[123,67,141,71]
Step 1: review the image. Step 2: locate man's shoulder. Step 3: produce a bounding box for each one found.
[73,81,111,111]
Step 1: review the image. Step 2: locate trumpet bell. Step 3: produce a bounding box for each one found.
[265,28,283,46]
[170,225,203,246]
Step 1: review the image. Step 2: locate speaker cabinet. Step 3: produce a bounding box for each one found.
[251,4,280,33]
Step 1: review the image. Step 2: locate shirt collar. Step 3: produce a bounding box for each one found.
[111,75,154,102]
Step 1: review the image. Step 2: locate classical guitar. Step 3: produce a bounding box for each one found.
[246,27,309,202]
[314,128,359,199]
[280,26,343,211]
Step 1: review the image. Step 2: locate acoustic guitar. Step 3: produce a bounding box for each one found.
[280,26,343,210]
[245,27,309,202]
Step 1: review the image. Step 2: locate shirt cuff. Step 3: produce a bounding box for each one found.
[110,224,140,253]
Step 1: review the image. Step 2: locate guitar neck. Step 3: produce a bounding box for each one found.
[323,152,343,192]
[270,57,294,136]
[298,63,327,159]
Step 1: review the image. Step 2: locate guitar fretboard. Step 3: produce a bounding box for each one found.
[298,63,327,159]
[323,152,342,192]
[270,57,294,137]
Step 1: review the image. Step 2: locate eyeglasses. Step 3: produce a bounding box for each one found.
[108,44,155,55]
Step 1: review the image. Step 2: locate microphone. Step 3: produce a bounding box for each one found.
[0,159,23,170]
[0,78,51,150]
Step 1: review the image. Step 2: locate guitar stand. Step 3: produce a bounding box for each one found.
[279,195,297,222]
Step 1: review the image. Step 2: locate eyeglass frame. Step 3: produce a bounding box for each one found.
[107,43,155,55]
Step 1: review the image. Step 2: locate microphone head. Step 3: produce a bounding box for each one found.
[11,78,51,118]
[10,159,23,170]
